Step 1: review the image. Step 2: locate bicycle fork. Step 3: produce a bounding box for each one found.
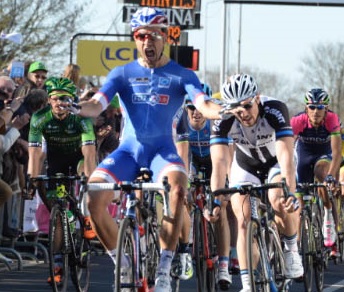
[251,197,278,292]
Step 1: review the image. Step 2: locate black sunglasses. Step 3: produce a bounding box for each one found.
[186,105,196,111]
[231,97,256,111]
[50,95,73,103]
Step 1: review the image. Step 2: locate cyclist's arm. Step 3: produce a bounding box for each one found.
[176,141,189,175]
[275,136,296,193]
[27,146,44,177]
[78,97,104,118]
[227,142,234,183]
[210,143,230,192]
[81,144,97,178]
[329,133,342,179]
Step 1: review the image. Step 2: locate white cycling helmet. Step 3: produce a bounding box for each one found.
[221,74,258,106]
[130,7,169,32]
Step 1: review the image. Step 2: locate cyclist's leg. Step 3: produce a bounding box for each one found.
[340,161,344,196]
[87,148,139,263]
[267,167,303,279]
[151,152,188,290]
[228,158,258,291]
[314,156,337,247]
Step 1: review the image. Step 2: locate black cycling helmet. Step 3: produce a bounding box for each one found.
[304,88,330,105]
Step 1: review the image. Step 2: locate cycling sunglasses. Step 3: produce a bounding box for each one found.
[307,104,326,110]
[230,97,256,112]
[50,95,73,103]
[133,31,164,42]
[186,104,196,111]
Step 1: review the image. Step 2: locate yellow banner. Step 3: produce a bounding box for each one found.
[77,40,170,76]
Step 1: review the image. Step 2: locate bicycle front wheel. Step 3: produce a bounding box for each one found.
[114,217,136,292]
[300,212,313,292]
[70,213,91,292]
[193,208,207,291]
[145,220,160,288]
[313,204,325,292]
[49,205,69,292]
[247,220,270,292]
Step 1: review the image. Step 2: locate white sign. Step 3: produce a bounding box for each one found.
[224,0,344,6]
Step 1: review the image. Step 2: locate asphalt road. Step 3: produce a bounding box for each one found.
[1,243,344,292]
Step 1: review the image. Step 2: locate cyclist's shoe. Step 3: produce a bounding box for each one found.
[47,266,63,284]
[284,250,304,279]
[330,245,340,258]
[83,216,97,239]
[170,252,193,280]
[217,267,232,290]
[239,288,251,292]
[155,269,172,292]
[230,257,240,274]
[323,216,337,247]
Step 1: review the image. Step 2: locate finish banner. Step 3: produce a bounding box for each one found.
[224,0,344,6]
[77,40,170,76]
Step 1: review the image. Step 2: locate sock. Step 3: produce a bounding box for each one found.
[240,269,250,289]
[230,247,237,260]
[218,256,229,270]
[283,234,298,252]
[177,242,189,253]
[158,249,174,272]
[107,248,117,265]
[54,254,63,268]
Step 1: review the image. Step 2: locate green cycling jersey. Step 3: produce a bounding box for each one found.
[28,105,96,156]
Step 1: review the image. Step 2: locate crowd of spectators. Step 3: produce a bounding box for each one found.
[0,60,122,255]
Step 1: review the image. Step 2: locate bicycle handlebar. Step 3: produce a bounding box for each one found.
[212,180,289,198]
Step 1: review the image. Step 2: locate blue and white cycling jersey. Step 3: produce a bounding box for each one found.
[90,59,210,183]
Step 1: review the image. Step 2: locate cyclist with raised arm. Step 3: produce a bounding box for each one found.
[27,77,97,284]
[205,73,303,292]
[291,88,342,257]
[175,83,235,289]
[73,8,224,291]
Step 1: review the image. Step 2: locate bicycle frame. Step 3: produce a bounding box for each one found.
[212,180,290,292]
[88,174,170,292]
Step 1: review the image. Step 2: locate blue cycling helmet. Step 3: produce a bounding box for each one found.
[130,7,169,32]
[304,88,330,105]
[221,74,258,105]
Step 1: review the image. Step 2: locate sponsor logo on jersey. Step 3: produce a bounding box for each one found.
[265,107,286,124]
[132,93,169,105]
[103,157,115,165]
[129,77,150,84]
[158,77,172,88]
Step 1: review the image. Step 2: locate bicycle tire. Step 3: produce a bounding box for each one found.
[49,205,69,292]
[114,217,136,292]
[205,220,217,292]
[267,221,285,291]
[335,195,344,263]
[300,211,313,292]
[247,220,270,292]
[145,220,160,288]
[70,212,91,292]
[193,208,207,291]
[313,205,325,292]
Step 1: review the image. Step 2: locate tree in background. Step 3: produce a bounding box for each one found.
[300,42,344,121]
[0,0,91,74]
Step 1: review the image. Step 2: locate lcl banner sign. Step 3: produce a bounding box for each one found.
[77,40,170,76]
